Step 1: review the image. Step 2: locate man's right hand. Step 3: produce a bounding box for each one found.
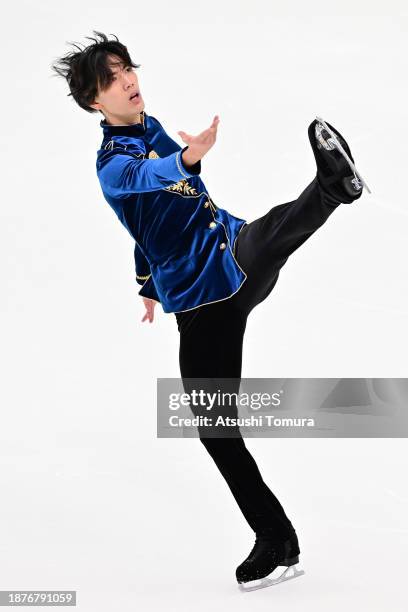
[141,297,158,323]
[178,115,220,167]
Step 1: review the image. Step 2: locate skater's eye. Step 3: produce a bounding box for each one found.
[111,66,133,81]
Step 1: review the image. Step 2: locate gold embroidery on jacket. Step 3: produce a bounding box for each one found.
[148,149,198,196]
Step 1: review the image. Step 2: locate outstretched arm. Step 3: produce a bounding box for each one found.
[97,116,220,197]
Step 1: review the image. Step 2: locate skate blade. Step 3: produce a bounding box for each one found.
[315,116,372,194]
[238,564,305,592]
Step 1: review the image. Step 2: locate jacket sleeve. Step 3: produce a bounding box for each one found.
[97,141,201,198]
[134,242,161,303]
[134,241,152,285]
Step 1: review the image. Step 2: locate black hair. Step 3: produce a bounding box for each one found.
[51,30,141,114]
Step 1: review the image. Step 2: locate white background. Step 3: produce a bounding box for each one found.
[1,0,407,610]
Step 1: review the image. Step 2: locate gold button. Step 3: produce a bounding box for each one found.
[204,201,210,208]
[209,221,216,229]
[219,242,227,250]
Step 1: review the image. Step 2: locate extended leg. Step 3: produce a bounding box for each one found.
[231,118,365,314]
[232,176,340,312]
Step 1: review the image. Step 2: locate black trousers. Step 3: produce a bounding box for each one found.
[174,177,341,540]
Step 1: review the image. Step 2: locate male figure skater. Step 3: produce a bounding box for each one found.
[52,31,368,591]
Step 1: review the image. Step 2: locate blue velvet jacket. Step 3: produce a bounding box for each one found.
[96,110,248,313]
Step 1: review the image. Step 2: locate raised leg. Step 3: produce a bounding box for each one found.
[231,176,342,312]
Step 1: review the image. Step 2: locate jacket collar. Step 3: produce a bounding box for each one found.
[100,110,147,138]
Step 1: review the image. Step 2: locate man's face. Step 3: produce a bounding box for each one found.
[90,54,145,124]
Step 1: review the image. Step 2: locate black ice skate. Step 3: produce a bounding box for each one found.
[236,531,304,592]
[308,116,371,204]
